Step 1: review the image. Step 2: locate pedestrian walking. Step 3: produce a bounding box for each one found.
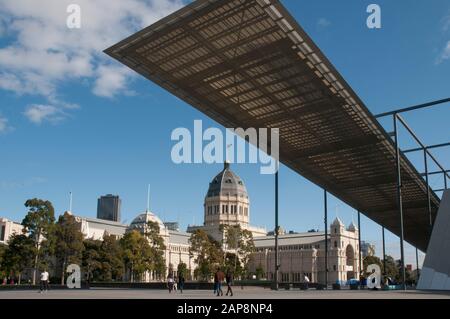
[215,268,224,296]
[214,270,219,295]
[178,273,185,294]
[167,272,175,293]
[39,269,49,293]
[303,273,310,290]
[225,271,233,297]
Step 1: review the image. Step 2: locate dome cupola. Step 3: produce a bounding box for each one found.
[203,162,250,228]
[206,162,248,200]
[129,211,165,233]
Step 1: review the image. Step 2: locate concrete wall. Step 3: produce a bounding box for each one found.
[418,189,450,290]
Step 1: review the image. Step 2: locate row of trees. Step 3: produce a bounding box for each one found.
[188,225,256,281]
[363,255,418,284]
[0,198,257,284]
[0,198,167,284]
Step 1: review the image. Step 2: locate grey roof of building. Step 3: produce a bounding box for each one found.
[169,230,191,245]
[254,232,325,247]
[82,217,128,235]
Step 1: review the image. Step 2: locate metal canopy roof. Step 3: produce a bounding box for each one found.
[105,0,440,251]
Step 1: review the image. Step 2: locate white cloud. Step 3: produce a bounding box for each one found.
[0,0,184,122]
[317,18,331,28]
[436,13,450,64]
[0,115,10,133]
[443,13,450,32]
[436,41,450,64]
[93,65,134,98]
[23,104,65,124]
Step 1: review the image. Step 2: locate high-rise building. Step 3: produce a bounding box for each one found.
[97,194,121,222]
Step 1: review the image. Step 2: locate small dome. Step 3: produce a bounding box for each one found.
[129,211,165,232]
[347,221,357,231]
[332,217,344,226]
[206,162,248,199]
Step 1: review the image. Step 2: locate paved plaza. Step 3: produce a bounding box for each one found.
[1,287,450,299]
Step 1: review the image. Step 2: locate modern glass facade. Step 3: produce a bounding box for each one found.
[97,194,121,222]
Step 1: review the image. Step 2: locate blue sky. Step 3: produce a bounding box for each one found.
[1,0,449,267]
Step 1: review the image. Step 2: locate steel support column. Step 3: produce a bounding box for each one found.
[393,114,407,290]
[273,170,279,290]
[382,227,386,277]
[424,149,433,231]
[416,248,420,284]
[358,211,362,280]
[324,189,328,288]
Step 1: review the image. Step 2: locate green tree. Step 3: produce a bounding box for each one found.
[55,212,85,285]
[189,229,223,281]
[224,252,242,276]
[21,198,55,284]
[82,239,102,282]
[144,221,166,279]
[120,230,152,282]
[99,234,124,281]
[238,229,255,279]
[255,264,265,280]
[363,255,382,274]
[1,234,34,284]
[221,225,255,278]
[221,225,240,272]
[177,262,188,279]
[396,259,413,285]
[0,243,6,279]
[383,255,399,282]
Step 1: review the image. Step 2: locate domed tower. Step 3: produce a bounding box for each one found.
[204,162,250,228]
[331,217,345,235]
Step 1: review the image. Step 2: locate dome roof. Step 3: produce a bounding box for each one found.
[129,211,165,232]
[206,162,248,199]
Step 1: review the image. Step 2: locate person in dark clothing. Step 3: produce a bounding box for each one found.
[213,272,218,295]
[178,273,185,294]
[225,271,233,296]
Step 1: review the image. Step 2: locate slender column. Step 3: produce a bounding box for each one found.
[324,189,328,288]
[416,248,420,283]
[382,227,387,276]
[423,150,432,231]
[445,172,448,189]
[393,114,407,290]
[273,170,279,290]
[358,211,362,280]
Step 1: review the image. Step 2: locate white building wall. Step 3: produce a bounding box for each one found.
[0,218,24,244]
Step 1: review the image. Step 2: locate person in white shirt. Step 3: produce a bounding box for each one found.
[167,273,175,293]
[40,269,49,293]
[303,274,310,289]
